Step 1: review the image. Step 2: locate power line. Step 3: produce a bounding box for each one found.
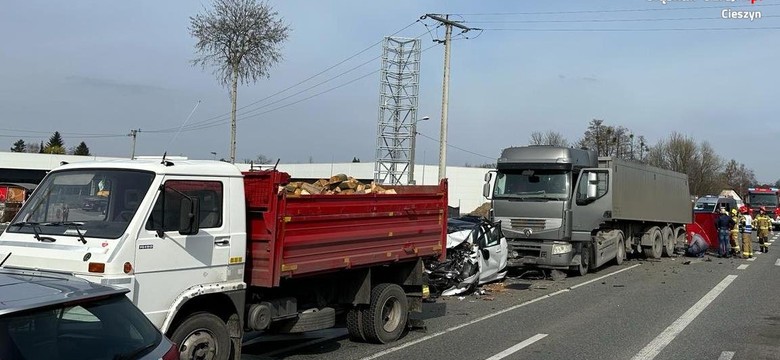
[468,15,780,24]
[417,131,494,160]
[177,43,443,134]
[147,20,423,133]
[482,26,780,32]
[454,3,779,16]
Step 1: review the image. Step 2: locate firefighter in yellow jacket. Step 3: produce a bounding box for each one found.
[754,207,772,253]
[730,208,742,256]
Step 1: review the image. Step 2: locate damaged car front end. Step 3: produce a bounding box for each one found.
[424,216,508,297]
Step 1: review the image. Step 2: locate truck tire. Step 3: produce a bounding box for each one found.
[613,236,625,266]
[346,306,367,342]
[270,307,336,333]
[662,226,675,257]
[644,227,663,259]
[170,312,231,360]
[362,283,408,344]
[571,244,590,276]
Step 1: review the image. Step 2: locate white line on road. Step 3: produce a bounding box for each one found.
[718,351,735,360]
[737,264,749,270]
[630,275,738,360]
[747,257,756,261]
[485,334,548,360]
[358,264,642,360]
[775,258,780,266]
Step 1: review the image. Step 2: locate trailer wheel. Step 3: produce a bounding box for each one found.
[346,306,367,342]
[362,283,408,344]
[644,227,663,259]
[662,226,676,257]
[170,312,231,360]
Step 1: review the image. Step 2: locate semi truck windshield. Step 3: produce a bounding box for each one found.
[493,170,569,200]
[749,193,778,206]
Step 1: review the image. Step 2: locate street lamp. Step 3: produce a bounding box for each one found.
[409,116,430,184]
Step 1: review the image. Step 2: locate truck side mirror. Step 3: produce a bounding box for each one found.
[483,171,495,199]
[179,197,200,235]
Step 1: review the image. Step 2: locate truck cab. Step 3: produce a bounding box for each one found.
[485,146,597,271]
[0,159,246,341]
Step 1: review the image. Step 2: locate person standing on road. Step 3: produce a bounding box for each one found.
[754,207,772,253]
[715,208,735,258]
[730,208,742,256]
[739,206,753,258]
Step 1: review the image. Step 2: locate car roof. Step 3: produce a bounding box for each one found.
[0,268,127,316]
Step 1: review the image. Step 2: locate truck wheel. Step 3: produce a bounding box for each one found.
[613,236,625,266]
[362,283,408,344]
[346,306,367,342]
[662,226,675,257]
[571,244,590,276]
[644,227,663,259]
[170,312,231,360]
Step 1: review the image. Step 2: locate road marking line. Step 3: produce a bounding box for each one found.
[737,264,749,270]
[747,257,756,261]
[485,334,548,360]
[630,275,737,360]
[775,259,780,266]
[358,264,641,360]
[718,351,735,360]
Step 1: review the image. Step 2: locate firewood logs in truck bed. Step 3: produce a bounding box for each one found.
[281,174,397,196]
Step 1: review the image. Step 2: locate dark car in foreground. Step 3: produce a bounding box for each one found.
[0,266,178,360]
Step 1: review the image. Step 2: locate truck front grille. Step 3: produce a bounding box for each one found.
[510,218,547,231]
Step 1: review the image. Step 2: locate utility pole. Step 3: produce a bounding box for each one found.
[128,129,140,159]
[424,14,474,181]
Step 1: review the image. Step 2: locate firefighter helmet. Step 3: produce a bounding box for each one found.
[731,208,738,215]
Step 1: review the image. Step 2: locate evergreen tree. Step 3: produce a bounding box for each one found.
[10,139,26,152]
[46,131,64,149]
[39,141,45,153]
[74,141,90,156]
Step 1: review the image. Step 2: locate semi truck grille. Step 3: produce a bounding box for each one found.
[510,218,547,231]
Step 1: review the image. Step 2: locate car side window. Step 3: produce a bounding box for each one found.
[576,170,608,204]
[145,180,224,232]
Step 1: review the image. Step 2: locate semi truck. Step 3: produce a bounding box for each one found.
[0,159,448,359]
[483,145,691,275]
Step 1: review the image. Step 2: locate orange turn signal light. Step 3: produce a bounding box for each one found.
[88,262,105,273]
[123,262,133,274]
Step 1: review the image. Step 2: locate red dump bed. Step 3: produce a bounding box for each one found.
[242,170,448,288]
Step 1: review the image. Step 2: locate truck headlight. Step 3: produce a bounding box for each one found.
[551,243,572,255]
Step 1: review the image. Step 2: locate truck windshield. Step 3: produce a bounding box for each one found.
[694,199,717,212]
[6,169,154,239]
[493,170,569,200]
[749,193,778,206]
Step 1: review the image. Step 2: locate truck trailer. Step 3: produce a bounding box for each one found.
[484,145,691,275]
[0,159,448,359]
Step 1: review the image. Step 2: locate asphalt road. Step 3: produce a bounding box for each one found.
[241,233,780,360]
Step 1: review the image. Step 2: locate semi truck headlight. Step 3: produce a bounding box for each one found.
[552,243,572,255]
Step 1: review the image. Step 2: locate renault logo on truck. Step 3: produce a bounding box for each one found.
[523,228,533,237]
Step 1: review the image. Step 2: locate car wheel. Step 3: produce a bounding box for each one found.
[362,283,408,344]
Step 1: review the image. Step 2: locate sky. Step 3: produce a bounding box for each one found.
[1,0,778,182]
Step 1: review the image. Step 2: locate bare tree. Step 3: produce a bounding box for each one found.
[190,0,290,163]
[722,159,757,197]
[647,133,725,196]
[529,131,569,147]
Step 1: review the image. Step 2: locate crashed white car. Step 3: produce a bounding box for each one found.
[425,216,508,297]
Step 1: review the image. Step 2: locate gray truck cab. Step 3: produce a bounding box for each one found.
[485,146,597,269]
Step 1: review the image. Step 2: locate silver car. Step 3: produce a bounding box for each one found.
[0,267,178,360]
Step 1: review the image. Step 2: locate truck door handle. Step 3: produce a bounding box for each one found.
[214,237,230,246]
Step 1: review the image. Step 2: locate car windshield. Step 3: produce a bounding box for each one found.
[694,200,717,212]
[6,169,154,239]
[493,170,569,200]
[0,295,162,360]
[749,193,778,207]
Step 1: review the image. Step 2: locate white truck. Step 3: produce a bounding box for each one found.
[0,159,448,359]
